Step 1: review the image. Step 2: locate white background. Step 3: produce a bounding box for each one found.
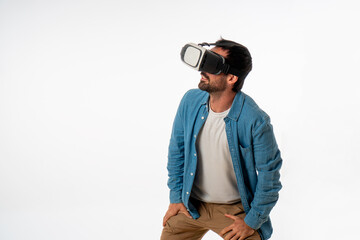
[1,0,360,239]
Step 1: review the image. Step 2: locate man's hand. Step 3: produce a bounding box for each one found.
[220,214,255,240]
[162,203,192,227]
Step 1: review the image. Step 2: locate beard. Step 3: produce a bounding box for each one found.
[198,73,227,93]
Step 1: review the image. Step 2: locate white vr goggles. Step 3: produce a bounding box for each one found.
[180,42,242,76]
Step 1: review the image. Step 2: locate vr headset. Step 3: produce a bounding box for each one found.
[180,42,242,76]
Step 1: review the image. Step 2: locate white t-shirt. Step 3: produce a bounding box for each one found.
[191,105,241,204]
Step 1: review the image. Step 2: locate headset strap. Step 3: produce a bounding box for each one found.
[222,63,243,77]
[198,42,216,47]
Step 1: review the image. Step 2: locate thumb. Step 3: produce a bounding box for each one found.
[179,206,193,218]
[224,214,237,220]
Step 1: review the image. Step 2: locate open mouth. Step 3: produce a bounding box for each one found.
[200,73,209,81]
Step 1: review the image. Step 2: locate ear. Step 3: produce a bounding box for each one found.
[227,74,238,86]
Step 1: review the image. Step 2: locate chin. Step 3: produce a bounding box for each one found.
[198,83,209,92]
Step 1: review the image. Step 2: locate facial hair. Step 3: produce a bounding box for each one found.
[198,72,227,93]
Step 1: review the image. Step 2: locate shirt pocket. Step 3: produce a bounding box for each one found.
[239,144,257,192]
[239,144,255,168]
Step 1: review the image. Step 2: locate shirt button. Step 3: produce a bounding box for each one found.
[190,172,194,176]
[194,153,196,157]
[186,192,189,195]
[201,116,204,120]
[194,135,196,138]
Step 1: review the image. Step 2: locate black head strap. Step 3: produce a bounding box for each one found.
[198,42,216,47]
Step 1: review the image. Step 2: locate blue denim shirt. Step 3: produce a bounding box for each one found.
[167,89,282,240]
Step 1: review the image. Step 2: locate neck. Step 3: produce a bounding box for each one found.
[209,89,236,113]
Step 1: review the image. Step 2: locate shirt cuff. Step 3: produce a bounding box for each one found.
[244,208,268,230]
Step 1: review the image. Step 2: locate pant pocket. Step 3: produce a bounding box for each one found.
[166,213,196,233]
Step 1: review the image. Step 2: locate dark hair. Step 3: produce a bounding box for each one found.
[215,38,252,92]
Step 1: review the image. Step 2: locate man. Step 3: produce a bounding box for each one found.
[161,39,282,240]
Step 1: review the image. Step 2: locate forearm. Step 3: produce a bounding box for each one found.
[244,166,282,229]
[167,156,184,203]
[244,118,282,229]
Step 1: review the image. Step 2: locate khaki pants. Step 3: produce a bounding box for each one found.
[161,198,261,240]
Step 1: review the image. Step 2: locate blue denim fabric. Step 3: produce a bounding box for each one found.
[167,89,282,240]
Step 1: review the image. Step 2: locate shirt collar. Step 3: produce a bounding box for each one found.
[200,93,209,106]
[200,91,245,121]
[227,91,245,121]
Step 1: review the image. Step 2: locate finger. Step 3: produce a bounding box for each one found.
[220,224,233,236]
[179,207,193,218]
[224,230,236,240]
[224,214,238,221]
[162,211,176,227]
[239,230,255,240]
[239,231,254,240]
[179,211,193,218]
[231,233,241,240]
[162,215,168,227]
[239,235,246,240]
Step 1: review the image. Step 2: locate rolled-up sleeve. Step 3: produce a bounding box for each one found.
[244,116,282,230]
[167,93,188,203]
